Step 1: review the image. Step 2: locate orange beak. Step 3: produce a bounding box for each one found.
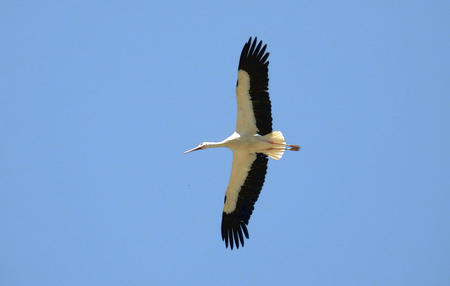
[184,145,202,154]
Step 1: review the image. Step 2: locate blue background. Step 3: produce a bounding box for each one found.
[2,1,449,285]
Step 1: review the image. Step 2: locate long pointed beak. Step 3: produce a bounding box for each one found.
[184,146,202,154]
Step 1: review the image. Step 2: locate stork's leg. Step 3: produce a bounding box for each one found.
[261,131,300,159]
[286,144,300,151]
[263,140,300,151]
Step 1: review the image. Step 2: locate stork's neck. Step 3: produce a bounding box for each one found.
[203,133,238,150]
[204,140,228,149]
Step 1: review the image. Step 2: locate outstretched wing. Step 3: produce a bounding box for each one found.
[221,151,268,249]
[235,37,272,136]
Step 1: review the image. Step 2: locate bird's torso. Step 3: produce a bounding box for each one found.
[223,132,271,154]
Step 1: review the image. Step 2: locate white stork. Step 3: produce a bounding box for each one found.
[185,37,299,249]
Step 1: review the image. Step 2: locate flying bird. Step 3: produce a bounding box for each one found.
[184,37,299,249]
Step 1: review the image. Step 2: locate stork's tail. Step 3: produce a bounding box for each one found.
[262,131,300,160]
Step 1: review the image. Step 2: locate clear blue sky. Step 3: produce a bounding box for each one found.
[1,1,449,285]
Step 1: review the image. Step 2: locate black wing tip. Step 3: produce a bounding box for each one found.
[246,36,260,46]
[221,212,250,250]
[239,36,269,70]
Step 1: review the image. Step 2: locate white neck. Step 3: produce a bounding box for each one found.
[203,140,228,149]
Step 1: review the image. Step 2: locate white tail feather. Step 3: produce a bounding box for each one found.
[262,131,286,160]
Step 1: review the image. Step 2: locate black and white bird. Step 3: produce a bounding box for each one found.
[184,37,299,249]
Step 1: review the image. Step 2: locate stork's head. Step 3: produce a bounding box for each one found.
[184,142,207,154]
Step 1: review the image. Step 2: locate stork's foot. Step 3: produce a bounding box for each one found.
[286,144,300,151]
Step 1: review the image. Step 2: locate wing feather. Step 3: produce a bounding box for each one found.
[235,37,272,135]
[221,152,268,249]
